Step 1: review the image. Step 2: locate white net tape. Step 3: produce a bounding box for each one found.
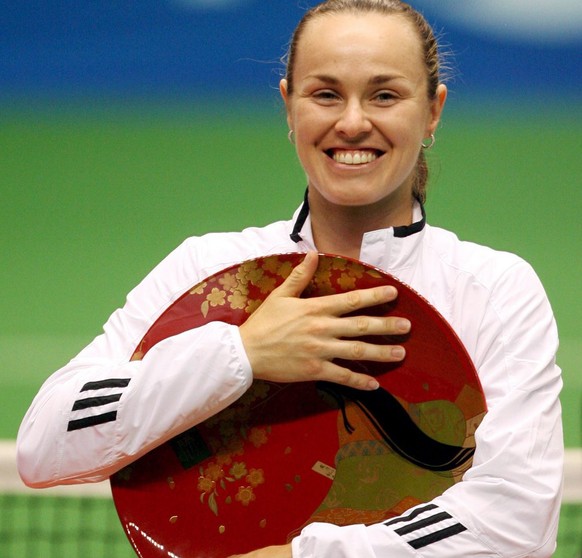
[1,440,580,501]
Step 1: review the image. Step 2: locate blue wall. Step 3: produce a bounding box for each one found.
[1,0,580,103]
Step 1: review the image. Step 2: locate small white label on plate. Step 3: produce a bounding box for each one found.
[312,461,336,480]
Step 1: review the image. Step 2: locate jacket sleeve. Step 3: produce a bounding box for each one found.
[16,240,254,487]
[292,260,563,558]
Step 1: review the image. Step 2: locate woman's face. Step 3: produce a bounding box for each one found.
[281,12,446,212]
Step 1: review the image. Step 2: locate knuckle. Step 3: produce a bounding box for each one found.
[308,298,325,315]
[385,317,399,331]
[372,287,386,303]
[304,358,324,378]
[289,265,306,282]
[306,323,324,337]
[344,369,369,390]
[352,374,369,390]
[303,338,323,356]
[355,316,369,334]
[371,286,392,304]
[336,368,352,385]
[350,340,366,359]
[345,290,361,309]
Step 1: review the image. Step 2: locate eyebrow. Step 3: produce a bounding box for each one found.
[369,74,404,84]
[307,74,405,85]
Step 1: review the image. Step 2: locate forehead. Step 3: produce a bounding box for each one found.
[295,12,425,81]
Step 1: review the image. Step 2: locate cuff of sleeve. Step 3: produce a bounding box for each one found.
[292,521,424,558]
[228,323,253,388]
[292,523,376,558]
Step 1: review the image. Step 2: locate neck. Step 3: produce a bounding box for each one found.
[308,190,414,260]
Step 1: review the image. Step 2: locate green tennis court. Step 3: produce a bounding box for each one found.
[1,99,580,556]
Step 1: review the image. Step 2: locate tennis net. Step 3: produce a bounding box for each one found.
[1,442,580,557]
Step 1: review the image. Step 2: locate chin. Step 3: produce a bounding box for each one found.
[321,187,401,208]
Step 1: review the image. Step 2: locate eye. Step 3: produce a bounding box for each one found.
[313,90,340,103]
[373,91,397,104]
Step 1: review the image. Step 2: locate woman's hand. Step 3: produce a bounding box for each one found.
[239,252,411,391]
[229,543,292,558]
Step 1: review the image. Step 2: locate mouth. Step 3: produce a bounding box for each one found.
[326,148,383,166]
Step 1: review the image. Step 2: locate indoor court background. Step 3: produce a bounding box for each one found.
[1,1,580,556]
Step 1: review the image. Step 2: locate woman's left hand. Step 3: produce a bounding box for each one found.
[229,543,292,558]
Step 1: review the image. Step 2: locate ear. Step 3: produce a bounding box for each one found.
[427,83,447,136]
[279,79,293,130]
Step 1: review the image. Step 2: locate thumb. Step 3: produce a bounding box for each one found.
[275,251,319,298]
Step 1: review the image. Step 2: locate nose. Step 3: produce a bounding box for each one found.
[335,99,372,139]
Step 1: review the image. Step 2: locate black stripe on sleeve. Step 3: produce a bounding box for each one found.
[384,504,438,526]
[67,411,118,432]
[409,523,468,549]
[384,503,468,551]
[394,512,452,536]
[71,393,123,411]
[80,378,131,392]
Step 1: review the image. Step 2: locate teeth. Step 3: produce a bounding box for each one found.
[332,150,378,165]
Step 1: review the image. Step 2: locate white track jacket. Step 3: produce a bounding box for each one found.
[17,202,563,558]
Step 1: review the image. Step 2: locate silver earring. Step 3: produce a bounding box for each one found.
[288,129,295,145]
[422,134,435,149]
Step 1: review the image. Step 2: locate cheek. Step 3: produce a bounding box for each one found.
[293,114,314,139]
[294,140,320,175]
[388,104,432,140]
[293,125,324,163]
[292,102,333,137]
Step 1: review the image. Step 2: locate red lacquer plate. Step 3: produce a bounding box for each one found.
[111,253,486,558]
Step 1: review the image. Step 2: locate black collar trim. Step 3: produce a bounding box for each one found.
[290,188,310,242]
[290,189,426,243]
[393,201,426,238]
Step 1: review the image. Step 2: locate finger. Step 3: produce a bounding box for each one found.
[339,315,411,338]
[273,251,319,298]
[312,284,398,317]
[328,338,406,363]
[317,360,382,391]
[303,342,406,391]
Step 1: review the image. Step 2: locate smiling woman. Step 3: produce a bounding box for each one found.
[16,2,563,558]
[280,10,446,258]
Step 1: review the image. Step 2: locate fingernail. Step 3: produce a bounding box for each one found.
[391,346,405,359]
[397,319,411,332]
[368,379,380,390]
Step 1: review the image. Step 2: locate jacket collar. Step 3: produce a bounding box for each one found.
[288,192,426,273]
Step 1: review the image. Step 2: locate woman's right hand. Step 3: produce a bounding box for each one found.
[239,252,411,391]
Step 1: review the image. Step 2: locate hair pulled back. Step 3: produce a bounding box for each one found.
[284,0,443,204]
